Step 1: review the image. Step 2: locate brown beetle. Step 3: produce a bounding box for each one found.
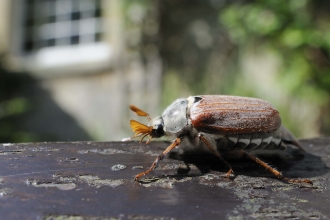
[127,95,312,185]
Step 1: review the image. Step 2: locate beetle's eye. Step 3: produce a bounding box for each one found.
[155,124,164,135]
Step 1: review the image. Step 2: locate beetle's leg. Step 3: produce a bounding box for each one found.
[198,133,233,178]
[135,138,182,181]
[243,151,313,185]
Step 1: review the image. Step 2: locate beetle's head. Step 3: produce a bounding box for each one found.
[128,105,165,143]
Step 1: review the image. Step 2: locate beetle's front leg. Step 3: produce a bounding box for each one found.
[135,138,182,181]
[198,133,234,178]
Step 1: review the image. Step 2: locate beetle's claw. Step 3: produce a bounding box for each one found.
[286,178,313,186]
[224,169,234,179]
[226,169,234,176]
[134,172,146,181]
[134,175,141,182]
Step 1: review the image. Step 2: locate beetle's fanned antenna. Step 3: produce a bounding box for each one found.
[121,132,149,142]
[130,120,152,138]
[129,105,151,121]
[125,105,153,143]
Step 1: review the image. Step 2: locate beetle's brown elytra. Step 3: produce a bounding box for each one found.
[189,95,281,134]
[126,95,313,185]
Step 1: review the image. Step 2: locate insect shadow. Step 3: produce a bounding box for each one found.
[167,145,328,181]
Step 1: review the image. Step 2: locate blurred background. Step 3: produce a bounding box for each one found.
[0,0,329,143]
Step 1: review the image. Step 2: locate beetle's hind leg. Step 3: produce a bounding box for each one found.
[243,150,313,185]
[198,133,234,178]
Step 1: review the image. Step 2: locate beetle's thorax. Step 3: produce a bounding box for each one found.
[160,98,191,136]
[159,96,204,137]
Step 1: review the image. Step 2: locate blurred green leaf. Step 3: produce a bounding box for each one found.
[0,98,29,119]
[218,0,330,136]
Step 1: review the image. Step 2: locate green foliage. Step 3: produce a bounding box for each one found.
[220,0,330,135]
[0,98,29,118]
[0,62,39,143]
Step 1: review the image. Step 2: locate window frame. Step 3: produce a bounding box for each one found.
[9,0,114,78]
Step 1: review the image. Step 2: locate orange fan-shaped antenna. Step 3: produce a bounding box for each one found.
[128,105,153,143]
[129,105,151,121]
[130,120,152,137]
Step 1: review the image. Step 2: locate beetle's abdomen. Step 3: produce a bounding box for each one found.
[189,95,281,134]
[215,129,284,151]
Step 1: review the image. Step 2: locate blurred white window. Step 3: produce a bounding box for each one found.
[13,0,112,73]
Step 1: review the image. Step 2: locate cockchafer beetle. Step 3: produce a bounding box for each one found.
[125,95,313,185]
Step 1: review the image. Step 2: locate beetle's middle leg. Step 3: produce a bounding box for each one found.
[198,133,233,178]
